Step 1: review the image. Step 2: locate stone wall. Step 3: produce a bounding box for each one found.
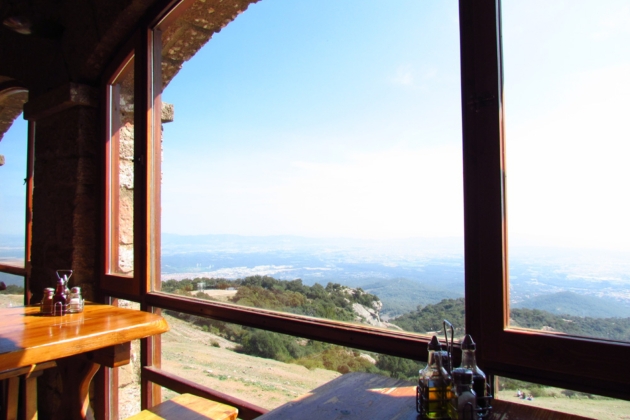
[27,85,99,303]
[117,88,136,275]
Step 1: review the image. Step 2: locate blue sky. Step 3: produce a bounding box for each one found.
[159,0,630,250]
[1,0,629,252]
[161,0,464,240]
[0,115,27,237]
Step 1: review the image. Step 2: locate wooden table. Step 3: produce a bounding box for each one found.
[256,372,418,420]
[0,303,169,419]
[257,372,593,420]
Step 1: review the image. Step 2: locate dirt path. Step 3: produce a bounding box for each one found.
[0,294,25,307]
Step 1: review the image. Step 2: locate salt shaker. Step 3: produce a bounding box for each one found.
[40,288,55,315]
[67,287,84,313]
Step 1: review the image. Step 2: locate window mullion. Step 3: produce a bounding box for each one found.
[459,0,506,362]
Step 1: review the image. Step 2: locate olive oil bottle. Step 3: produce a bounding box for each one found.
[419,336,453,419]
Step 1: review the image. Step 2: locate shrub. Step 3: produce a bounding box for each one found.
[0,285,25,294]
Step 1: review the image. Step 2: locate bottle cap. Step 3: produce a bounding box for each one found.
[71,287,81,293]
[461,334,476,350]
[428,335,441,351]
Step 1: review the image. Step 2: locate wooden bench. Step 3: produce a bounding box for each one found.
[126,393,238,420]
[1,361,57,420]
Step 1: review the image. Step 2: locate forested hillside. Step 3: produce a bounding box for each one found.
[391,297,630,342]
[163,275,422,379]
[391,298,466,335]
[510,308,630,341]
[163,275,380,322]
[161,275,630,382]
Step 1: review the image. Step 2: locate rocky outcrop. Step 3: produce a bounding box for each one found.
[351,300,402,331]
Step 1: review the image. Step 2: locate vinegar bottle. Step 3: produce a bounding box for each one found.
[452,369,477,420]
[53,277,67,315]
[459,334,487,411]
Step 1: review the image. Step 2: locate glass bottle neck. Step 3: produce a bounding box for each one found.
[460,350,477,369]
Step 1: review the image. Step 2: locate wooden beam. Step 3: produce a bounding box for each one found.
[145,291,448,362]
[142,366,267,420]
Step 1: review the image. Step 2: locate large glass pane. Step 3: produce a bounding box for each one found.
[504,0,630,342]
[159,313,422,411]
[107,57,135,277]
[156,0,464,334]
[0,114,27,271]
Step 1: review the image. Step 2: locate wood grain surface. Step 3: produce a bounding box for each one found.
[256,372,594,420]
[256,372,418,420]
[0,303,169,372]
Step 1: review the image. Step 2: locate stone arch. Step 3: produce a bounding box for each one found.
[157,0,260,92]
[0,83,28,145]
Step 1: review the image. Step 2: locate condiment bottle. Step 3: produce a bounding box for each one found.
[67,287,83,313]
[452,368,476,420]
[438,345,451,377]
[40,288,55,315]
[53,277,67,315]
[419,335,452,419]
[458,334,487,411]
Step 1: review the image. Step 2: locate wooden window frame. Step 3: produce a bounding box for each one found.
[460,0,629,401]
[100,0,630,414]
[102,33,142,298]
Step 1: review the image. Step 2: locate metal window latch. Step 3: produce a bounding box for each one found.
[467,93,496,113]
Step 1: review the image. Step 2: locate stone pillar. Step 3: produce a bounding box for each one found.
[24,83,99,304]
[23,84,99,419]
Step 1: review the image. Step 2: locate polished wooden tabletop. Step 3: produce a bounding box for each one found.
[0,303,169,372]
[257,372,592,420]
[256,372,418,420]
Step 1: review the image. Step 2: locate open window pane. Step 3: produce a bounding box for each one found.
[156,0,464,333]
[107,56,135,277]
[0,113,27,270]
[503,0,630,342]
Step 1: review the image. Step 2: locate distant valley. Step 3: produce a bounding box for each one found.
[160,234,630,319]
[2,233,628,319]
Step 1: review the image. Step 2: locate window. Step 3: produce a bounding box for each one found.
[155,0,464,333]
[503,0,630,343]
[106,55,136,279]
[104,47,143,298]
[460,0,628,401]
[100,0,630,414]
[0,86,32,304]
